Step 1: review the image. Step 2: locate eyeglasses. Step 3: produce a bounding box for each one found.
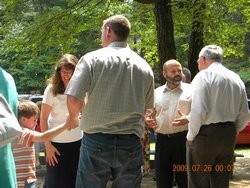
[60,69,73,75]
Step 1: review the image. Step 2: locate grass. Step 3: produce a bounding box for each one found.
[235,145,250,158]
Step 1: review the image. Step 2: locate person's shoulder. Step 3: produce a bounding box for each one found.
[20,128,35,140]
[0,67,15,82]
[44,84,53,93]
[85,47,107,56]
[181,82,193,92]
[80,48,109,63]
[155,85,165,92]
[181,82,192,88]
[15,128,28,141]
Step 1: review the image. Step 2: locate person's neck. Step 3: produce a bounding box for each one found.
[167,82,179,90]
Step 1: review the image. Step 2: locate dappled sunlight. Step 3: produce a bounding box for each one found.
[230,148,250,188]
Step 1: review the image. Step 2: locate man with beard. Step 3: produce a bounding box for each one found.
[146,59,192,188]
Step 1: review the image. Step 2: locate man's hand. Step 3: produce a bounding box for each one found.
[187,139,193,145]
[145,109,157,130]
[172,110,189,126]
[65,114,79,130]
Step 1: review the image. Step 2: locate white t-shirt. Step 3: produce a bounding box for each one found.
[43,84,83,143]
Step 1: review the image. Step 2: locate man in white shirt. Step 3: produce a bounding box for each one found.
[146,59,192,188]
[173,45,250,188]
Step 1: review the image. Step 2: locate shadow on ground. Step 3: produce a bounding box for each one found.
[36,156,250,188]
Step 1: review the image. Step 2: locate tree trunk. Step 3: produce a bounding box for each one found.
[188,2,205,79]
[154,0,176,85]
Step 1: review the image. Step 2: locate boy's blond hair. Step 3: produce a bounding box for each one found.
[18,100,39,120]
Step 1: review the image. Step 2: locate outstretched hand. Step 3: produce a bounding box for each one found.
[145,109,157,130]
[172,110,189,126]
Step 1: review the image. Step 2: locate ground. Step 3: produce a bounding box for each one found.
[36,145,250,188]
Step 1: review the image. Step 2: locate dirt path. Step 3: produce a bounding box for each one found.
[230,157,250,188]
[36,146,250,188]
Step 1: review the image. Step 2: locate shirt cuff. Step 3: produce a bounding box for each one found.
[186,131,194,141]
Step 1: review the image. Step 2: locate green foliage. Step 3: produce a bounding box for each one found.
[203,0,249,58]
[1,0,250,94]
[226,60,250,82]
[172,2,193,64]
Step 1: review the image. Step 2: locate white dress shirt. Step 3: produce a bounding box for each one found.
[154,82,192,134]
[187,62,250,141]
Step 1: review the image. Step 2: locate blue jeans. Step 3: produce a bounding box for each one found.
[76,133,143,188]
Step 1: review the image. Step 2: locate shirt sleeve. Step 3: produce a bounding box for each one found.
[186,72,209,141]
[145,73,155,110]
[43,84,54,106]
[235,86,250,132]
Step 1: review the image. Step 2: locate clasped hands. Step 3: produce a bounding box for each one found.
[64,113,81,130]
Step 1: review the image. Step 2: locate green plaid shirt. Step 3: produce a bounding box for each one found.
[65,42,154,138]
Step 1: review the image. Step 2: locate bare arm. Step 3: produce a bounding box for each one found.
[40,103,51,133]
[40,103,59,166]
[32,123,67,142]
[67,95,84,130]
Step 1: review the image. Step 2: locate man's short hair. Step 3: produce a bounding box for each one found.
[199,45,224,62]
[102,15,131,41]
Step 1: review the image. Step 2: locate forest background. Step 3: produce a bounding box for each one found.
[1,0,250,97]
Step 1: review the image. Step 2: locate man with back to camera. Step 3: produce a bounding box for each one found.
[65,15,154,188]
[173,45,250,188]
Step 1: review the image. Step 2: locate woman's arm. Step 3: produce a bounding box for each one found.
[40,103,59,166]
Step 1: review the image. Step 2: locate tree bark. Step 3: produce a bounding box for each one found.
[188,2,205,79]
[154,0,176,85]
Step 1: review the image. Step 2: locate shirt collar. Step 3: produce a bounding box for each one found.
[163,82,183,93]
[208,62,222,69]
[108,42,128,48]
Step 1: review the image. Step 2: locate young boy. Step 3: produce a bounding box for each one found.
[12,100,71,188]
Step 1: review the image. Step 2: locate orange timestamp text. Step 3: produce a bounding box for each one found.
[173,164,234,172]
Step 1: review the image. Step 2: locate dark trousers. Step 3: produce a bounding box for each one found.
[44,140,81,188]
[155,131,188,188]
[187,122,236,188]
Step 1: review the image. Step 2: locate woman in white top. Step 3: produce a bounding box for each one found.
[40,54,83,188]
